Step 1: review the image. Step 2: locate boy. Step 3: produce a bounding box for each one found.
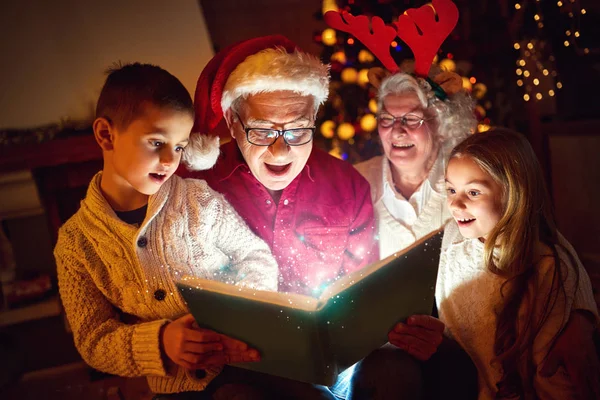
[54,63,278,394]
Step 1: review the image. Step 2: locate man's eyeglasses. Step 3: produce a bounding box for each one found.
[377,113,430,129]
[236,114,315,146]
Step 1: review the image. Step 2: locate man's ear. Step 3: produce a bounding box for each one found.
[223,109,236,139]
[93,117,114,151]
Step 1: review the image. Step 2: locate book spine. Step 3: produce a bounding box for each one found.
[314,311,337,385]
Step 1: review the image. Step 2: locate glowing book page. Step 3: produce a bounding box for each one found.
[178,277,320,311]
[176,229,443,385]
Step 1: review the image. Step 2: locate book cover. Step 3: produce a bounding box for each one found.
[177,229,443,385]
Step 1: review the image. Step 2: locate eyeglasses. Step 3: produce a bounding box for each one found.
[377,113,431,129]
[236,114,315,146]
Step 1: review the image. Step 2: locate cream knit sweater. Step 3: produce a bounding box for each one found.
[437,221,598,399]
[355,149,449,259]
[54,173,278,393]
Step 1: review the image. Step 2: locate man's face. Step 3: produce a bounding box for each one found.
[227,91,315,192]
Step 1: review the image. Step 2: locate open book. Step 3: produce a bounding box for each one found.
[177,229,443,386]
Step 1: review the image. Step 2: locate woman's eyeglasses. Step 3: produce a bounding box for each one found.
[377,113,430,129]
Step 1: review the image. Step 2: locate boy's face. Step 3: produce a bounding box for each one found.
[109,103,192,198]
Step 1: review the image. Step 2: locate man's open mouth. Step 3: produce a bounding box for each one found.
[265,163,291,175]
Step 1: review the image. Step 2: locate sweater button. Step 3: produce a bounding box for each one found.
[137,237,148,248]
[154,289,166,301]
[195,369,206,379]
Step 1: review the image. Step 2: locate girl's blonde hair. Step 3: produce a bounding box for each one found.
[449,127,576,398]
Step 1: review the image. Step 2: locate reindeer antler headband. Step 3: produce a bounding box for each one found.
[324,0,462,98]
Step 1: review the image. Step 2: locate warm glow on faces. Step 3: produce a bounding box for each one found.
[379,92,437,174]
[107,103,192,205]
[229,91,315,192]
[445,156,504,242]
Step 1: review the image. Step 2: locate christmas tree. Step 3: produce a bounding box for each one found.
[312,0,496,164]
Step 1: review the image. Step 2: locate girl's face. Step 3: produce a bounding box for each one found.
[445,156,504,242]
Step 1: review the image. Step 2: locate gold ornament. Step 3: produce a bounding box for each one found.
[337,122,355,140]
[360,114,377,132]
[331,51,347,64]
[322,28,337,46]
[368,98,378,113]
[462,77,472,91]
[439,58,456,72]
[358,50,375,63]
[473,83,487,99]
[341,68,358,84]
[320,120,336,139]
[358,69,370,87]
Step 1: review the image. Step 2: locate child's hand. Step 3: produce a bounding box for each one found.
[161,314,224,370]
[388,315,445,361]
[218,334,261,363]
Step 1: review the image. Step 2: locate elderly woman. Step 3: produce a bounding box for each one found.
[355,71,474,258]
[349,71,600,400]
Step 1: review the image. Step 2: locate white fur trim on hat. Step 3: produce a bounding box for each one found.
[182,134,220,171]
[221,47,330,112]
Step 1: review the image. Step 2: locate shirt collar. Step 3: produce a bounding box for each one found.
[381,146,446,200]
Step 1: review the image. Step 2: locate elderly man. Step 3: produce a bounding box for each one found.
[177,36,440,400]
[182,35,378,296]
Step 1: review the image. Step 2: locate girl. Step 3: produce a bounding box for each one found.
[437,128,598,399]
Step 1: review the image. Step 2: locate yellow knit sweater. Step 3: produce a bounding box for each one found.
[54,173,278,393]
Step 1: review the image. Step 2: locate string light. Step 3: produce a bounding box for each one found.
[513,3,564,101]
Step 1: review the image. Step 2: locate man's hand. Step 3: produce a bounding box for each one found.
[388,315,445,361]
[540,310,600,400]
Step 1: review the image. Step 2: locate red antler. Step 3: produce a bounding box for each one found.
[394,0,459,77]
[324,11,400,73]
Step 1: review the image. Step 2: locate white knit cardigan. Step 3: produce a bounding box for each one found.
[54,173,278,393]
[355,149,449,259]
[437,221,598,399]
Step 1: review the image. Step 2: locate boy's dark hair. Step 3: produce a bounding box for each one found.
[95,62,194,129]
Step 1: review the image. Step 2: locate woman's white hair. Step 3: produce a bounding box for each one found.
[377,72,476,152]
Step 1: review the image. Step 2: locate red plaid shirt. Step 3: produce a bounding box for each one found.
[179,141,379,295]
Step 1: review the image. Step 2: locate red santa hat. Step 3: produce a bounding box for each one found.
[182,35,330,171]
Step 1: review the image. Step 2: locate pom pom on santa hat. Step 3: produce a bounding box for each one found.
[182,35,330,171]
